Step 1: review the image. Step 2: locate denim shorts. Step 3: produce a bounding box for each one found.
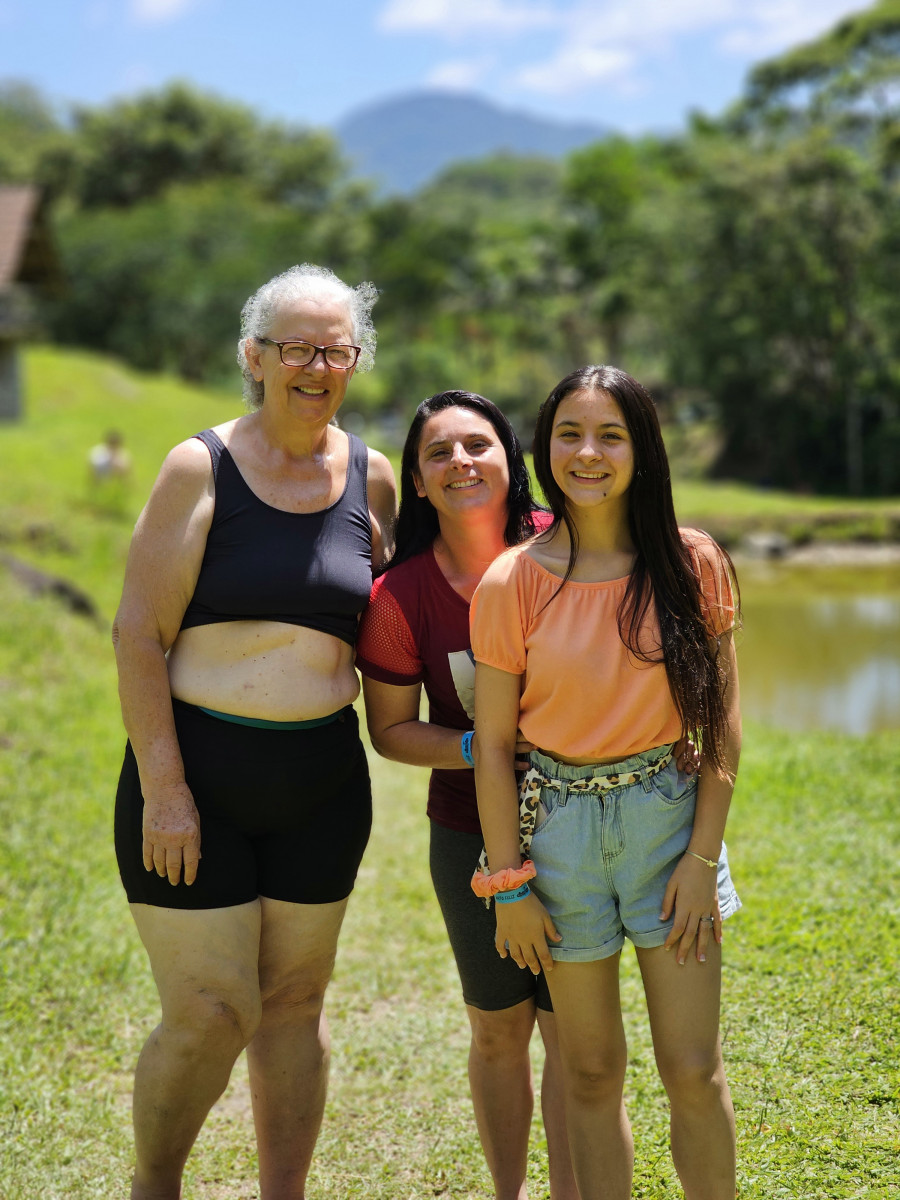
[527,746,741,962]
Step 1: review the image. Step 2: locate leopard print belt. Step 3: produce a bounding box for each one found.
[475,747,674,902]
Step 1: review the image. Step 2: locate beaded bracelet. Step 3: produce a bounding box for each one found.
[460,730,475,767]
[494,882,531,904]
[471,859,537,898]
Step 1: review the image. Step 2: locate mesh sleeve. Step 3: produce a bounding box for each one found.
[356,579,425,684]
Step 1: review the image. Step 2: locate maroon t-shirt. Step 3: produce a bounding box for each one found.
[356,546,480,833]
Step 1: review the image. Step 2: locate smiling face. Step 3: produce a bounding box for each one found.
[244,296,356,424]
[412,406,511,525]
[549,387,635,514]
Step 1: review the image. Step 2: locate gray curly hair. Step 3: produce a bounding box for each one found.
[237,263,378,408]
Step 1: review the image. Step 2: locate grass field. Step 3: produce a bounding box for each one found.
[1,346,898,1198]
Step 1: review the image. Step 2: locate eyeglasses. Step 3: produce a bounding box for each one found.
[256,338,361,371]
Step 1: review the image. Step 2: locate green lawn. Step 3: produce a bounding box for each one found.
[0,570,897,1199]
[1,345,898,1197]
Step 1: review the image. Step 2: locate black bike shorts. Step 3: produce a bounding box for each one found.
[429,819,552,1012]
[115,699,372,909]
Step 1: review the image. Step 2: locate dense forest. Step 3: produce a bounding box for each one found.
[2,2,900,495]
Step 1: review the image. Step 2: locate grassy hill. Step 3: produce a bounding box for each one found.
[0,346,245,618]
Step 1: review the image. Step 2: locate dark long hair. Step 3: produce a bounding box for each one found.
[387,390,540,571]
[532,365,740,776]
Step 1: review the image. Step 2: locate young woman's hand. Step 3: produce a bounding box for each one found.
[494,893,561,975]
[660,854,721,965]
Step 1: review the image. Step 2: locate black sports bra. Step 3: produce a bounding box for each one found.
[179,429,373,646]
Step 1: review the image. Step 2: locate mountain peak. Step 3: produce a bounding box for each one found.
[334,90,608,194]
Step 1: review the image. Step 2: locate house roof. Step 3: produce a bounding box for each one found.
[0,185,62,290]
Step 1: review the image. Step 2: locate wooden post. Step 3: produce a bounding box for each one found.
[0,340,21,421]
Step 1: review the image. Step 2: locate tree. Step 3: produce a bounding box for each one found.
[48,181,339,383]
[658,126,900,495]
[52,82,346,211]
[737,1,900,171]
[743,1,900,117]
[560,136,691,373]
[0,82,65,185]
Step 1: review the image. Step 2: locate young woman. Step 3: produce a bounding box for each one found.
[356,391,579,1200]
[471,365,741,1200]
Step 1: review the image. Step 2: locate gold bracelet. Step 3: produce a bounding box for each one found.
[687,850,718,869]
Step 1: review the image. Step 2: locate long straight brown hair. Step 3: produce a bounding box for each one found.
[532,365,740,776]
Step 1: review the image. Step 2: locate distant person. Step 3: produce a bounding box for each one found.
[471,365,742,1200]
[88,430,132,509]
[88,429,132,482]
[356,390,579,1200]
[112,263,396,1200]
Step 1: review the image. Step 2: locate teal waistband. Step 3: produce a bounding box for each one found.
[198,706,346,730]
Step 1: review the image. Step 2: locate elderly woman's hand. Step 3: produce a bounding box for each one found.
[142,783,202,886]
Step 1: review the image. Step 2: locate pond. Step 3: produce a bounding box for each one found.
[735,561,900,735]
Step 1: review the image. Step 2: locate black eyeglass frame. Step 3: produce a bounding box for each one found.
[255,337,361,370]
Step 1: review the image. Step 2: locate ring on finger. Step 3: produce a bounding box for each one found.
[700,915,715,925]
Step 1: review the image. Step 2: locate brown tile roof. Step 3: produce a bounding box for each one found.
[0,186,38,288]
[0,185,61,290]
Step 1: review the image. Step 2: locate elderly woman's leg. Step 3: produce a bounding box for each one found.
[247,896,349,1200]
[129,901,263,1200]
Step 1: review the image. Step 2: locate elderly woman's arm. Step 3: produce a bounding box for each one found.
[366,447,398,571]
[112,439,214,886]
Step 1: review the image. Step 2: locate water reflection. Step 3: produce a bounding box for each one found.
[735,563,900,734]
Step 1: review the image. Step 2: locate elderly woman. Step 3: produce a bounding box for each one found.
[112,264,396,1200]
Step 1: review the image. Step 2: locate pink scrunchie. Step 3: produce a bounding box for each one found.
[470,859,537,899]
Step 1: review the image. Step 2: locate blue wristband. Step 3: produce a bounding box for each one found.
[494,882,531,904]
[460,730,475,767]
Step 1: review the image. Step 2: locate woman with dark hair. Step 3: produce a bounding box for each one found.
[356,391,578,1200]
[471,365,741,1199]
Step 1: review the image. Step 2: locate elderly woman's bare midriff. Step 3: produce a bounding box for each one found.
[167,620,360,721]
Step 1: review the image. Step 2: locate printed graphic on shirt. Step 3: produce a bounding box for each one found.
[448,648,476,719]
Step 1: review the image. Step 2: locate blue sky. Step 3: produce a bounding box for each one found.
[0,0,869,133]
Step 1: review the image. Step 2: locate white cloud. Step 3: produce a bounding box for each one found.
[426,57,497,90]
[131,0,198,23]
[517,43,634,94]
[719,1,864,58]
[507,1,865,97]
[378,0,867,98]
[379,0,557,36]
